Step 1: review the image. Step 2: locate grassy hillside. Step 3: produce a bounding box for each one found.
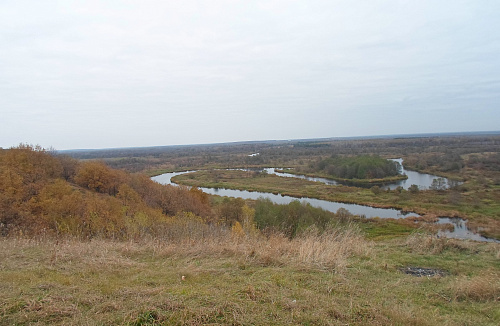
[1,235,499,325]
[0,145,212,238]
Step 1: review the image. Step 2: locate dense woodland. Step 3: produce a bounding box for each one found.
[304,155,401,180]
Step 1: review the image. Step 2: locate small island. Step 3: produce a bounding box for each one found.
[283,155,408,186]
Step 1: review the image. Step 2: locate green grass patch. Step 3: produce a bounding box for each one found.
[359,219,419,240]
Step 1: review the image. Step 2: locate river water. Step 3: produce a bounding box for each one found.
[386,159,455,190]
[266,159,454,190]
[151,168,497,242]
[152,171,417,219]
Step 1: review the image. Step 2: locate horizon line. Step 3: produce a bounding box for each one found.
[57,130,500,153]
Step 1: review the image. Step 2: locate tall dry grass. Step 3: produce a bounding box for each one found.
[129,221,371,273]
[292,224,371,270]
[404,232,473,254]
[1,219,371,275]
[449,271,500,302]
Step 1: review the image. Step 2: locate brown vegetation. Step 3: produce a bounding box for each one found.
[0,145,211,238]
[450,271,500,302]
[404,233,473,254]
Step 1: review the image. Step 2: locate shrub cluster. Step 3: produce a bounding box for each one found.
[254,198,351,238]
[0,145,211,238]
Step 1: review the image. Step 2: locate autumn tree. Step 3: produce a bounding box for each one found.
[74,161,125,195]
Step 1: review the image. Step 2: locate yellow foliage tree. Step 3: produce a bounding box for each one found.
[241,204,257,235]
[231,221,245,239]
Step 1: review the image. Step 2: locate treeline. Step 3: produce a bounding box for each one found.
[465,153,500,172]
[307,155,400,180]
[62,134,500,176]
[403,152,464,172]
[65,142,273,173]
[404,151,500,178]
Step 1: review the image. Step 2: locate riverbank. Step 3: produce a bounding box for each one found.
[173,170,414,209]
[172,170,500,240]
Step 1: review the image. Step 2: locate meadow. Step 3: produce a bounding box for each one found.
[2,229,499,325]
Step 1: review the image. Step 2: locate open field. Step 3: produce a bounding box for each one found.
[1,232,499,326]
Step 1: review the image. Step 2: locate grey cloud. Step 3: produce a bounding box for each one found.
[1,0,499,149]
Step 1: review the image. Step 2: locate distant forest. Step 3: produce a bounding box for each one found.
[61,133,500,177]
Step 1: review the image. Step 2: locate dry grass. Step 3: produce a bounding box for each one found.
[404,232,473,254]
[0,221,370,273]
[450,271,500,302]
[292,224,371,271]
[0,228,371,326]
[121,222,370,273]
[1,229,499,325]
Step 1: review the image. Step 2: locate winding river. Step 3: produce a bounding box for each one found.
[152,168,498,243]
[267,159,455,190]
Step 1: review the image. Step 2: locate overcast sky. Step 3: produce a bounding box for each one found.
[1,0,499,150]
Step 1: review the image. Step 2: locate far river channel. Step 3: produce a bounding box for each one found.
[152,164,498,243]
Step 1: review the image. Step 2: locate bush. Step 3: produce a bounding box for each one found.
[370,186,381,195]
[408,184,419,193]
[0,146,213,238]
[254,199,348,238]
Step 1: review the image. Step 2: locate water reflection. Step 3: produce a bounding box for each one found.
[264,168,339,185]
[385,159,455,190]
[436,218,499,243]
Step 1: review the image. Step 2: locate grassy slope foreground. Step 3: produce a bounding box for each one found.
[1,235,499,326]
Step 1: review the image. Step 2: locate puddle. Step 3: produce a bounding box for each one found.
[436,218,500,243]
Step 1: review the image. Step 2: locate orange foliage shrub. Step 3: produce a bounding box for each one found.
[75,161,127,195]
[0,145,213,238]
